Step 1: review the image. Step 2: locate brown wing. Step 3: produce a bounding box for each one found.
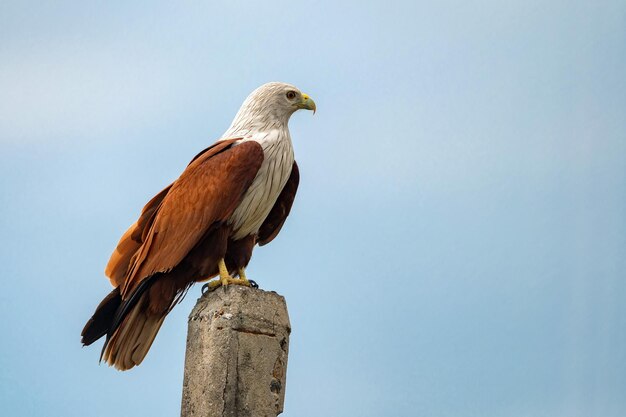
[104,138,241,287]
[257,161,299,246]
[105,138,242,288]
[105,138,264,297]
[105,184,172,287]
[120,140,264,297]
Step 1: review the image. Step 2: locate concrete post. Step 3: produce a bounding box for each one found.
[180,285,291,417]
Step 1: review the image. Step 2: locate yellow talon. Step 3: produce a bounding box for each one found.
[238,268,251,286]
[218,258,231,286]
[204,259,251,291]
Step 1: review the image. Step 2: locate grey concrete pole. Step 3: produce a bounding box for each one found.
[180,285,291,417]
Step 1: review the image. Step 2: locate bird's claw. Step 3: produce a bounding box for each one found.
[201,278,258,294]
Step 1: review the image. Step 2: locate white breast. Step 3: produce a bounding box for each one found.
[228,129,294,240]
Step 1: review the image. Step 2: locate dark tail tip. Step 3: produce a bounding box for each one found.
[81,287,122,346]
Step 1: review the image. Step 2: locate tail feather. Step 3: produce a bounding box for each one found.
[131,315,165,364]
[81,287,121,346]
[102,294,166,370]
[82,274,167,371]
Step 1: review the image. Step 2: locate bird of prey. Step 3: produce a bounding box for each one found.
[81,82,315,370]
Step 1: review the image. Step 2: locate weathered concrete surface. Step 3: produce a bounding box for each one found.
[180,285,291,417]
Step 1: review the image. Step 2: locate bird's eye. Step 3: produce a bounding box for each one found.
[286,91,296,100]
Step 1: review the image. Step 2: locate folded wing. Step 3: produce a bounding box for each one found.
[120,139,264,298]
[258,161,299,246]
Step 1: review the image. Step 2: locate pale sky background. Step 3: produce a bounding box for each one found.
[1,1,625,416]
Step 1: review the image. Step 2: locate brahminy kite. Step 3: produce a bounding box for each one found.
[81,82,315,370]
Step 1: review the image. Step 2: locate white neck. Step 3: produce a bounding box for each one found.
[221,98,295,139]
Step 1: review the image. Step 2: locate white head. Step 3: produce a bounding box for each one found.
[223,82,316,137]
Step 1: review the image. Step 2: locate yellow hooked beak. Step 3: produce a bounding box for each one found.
[299,93,316,114]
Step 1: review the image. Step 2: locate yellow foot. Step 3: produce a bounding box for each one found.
[237,268,251,286]
[203,276,251,293]
[235,267,258,288]
[221,276,251,287]
[202,260,253,293]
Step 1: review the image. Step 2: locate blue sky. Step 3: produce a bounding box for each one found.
[1,1,625,416]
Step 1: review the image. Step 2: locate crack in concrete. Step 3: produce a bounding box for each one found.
[233,327,276,337]
[221,352,229,417]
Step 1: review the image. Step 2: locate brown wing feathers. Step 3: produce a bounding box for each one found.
[258,161,299,246]
[104,138,242,289]
[121,140,264,296]
[104,184,172,288]
[82,139,266,370]
[81,287,121,346]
